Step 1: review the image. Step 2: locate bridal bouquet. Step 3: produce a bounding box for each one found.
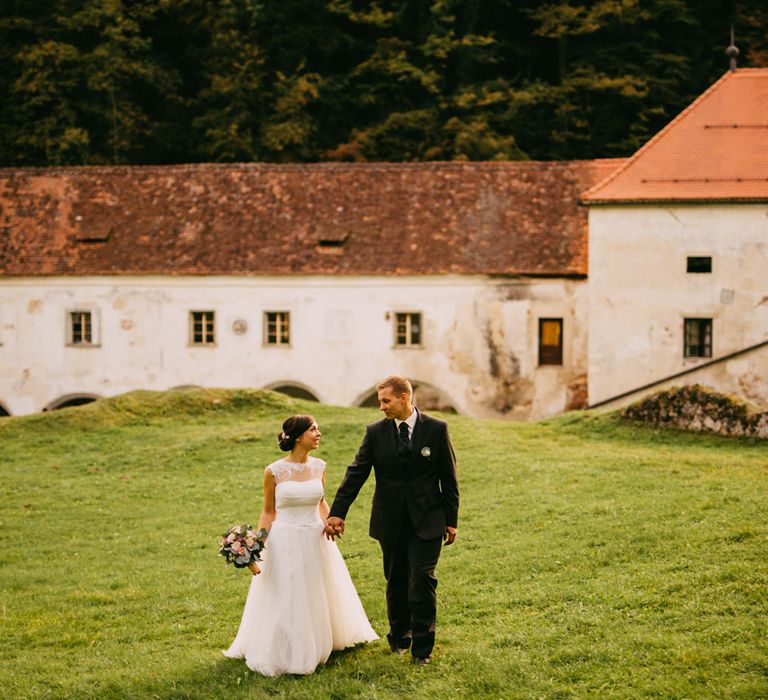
[219,524,268,574]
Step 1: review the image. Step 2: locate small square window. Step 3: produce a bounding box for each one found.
[395,312,422,347]
[538,318,563,365]
[687,256,712,273]
[684,318,712,358]
[69,310,93,345]
[265,311,290,346]
[66,309,100,347]
[190,311,215,345]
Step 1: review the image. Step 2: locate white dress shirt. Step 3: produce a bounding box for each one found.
[395,408,417,440]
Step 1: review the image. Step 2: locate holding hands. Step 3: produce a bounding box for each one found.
[324,516,345,540]
[443,526,457,545]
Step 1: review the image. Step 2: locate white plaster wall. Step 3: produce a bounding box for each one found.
[587,344,768,412]
[0,275,587,419]
[588,204,768,406]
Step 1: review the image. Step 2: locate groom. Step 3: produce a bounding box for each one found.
[325,375,459,665]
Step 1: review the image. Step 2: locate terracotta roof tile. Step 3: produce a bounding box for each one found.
[583,68,768,203]
[0,159,623,278]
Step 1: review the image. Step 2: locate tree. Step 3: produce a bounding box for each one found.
[323,0,525,161]
[508,0,697,158]
[191,0,268,162]
[0,0,766,166]
[63,0,180,164]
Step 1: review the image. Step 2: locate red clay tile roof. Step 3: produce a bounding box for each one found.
[583,68,768,204]
[0,159,622,278]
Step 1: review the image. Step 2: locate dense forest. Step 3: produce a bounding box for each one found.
[1,0,766,167]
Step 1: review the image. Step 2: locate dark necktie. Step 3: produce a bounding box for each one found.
[398,422,411,455]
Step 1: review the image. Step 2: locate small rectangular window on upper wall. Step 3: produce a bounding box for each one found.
[395,312,422,347]
[686,256,712,273]
[70,311,92,345]
[67,309,100,347]
[684,318,712,358]
[265,311,290,346]
[190,310,216,346]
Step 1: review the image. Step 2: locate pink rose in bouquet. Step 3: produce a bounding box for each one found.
[219,524,268,574]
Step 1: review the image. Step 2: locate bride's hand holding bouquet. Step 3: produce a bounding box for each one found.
[219,525,268,575]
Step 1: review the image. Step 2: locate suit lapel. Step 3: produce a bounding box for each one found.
[410,410,428,461]
[386,418,400,457]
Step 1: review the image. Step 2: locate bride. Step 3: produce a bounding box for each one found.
[223,414,378,676]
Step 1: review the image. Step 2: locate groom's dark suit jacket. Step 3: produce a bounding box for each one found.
[329,411,459,541]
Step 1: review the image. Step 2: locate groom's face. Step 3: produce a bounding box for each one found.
[378,387,410,421]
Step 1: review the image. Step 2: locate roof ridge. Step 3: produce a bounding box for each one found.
[581,71,735,202]
[0,158,622,178]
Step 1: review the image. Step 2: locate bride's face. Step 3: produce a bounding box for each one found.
[296,421,321,451]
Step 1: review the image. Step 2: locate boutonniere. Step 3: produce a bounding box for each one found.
[420,446,431,458]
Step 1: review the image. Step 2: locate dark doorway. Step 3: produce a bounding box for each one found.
[44,395,99,411]
[271,385,320,402]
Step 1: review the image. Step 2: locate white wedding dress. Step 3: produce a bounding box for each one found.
[223,456,378,676]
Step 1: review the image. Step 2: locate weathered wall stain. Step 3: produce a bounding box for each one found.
[484,318,533,415]
[566,374,588,410]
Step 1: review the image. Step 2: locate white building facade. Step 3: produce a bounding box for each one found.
[587,204,768,408]
[583,69,768,410]
[0,274,587,419]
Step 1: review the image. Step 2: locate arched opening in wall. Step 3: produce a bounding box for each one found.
[44,394,101,411]
[355,381,458,414]
[0,401,11,417]
[263,382,321,402]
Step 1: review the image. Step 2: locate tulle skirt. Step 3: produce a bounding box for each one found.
[223,518,378,676]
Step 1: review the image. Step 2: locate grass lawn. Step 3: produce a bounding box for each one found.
[1,389,766,699]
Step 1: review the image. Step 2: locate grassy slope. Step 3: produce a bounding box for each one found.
[0,389,766,699]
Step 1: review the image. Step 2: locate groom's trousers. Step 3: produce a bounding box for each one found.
[379,517,443,659]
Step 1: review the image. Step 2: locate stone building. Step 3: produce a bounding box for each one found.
[0,160,618,418]
[1,69,765,420]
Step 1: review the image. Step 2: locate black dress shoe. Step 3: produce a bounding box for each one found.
[388,637,411,655]
[411,655,431,666]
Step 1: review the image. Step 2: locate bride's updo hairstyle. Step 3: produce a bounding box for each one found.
[277,414,315,452]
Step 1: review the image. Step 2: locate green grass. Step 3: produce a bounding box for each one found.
[1,389,766,699]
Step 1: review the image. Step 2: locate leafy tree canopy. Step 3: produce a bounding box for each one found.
[0,0,765,165]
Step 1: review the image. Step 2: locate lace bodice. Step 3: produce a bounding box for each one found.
[267,456,325,484]
[267,457,326,527]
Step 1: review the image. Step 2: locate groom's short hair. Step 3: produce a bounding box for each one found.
[377,375,413,398]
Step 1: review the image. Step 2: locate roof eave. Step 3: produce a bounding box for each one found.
[582,196,768,206]
[0,269,589,279]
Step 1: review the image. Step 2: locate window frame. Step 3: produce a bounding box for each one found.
[393,311,423,348]
[538,317,564,366]
[264,311,291,347]
[683,317,713,358]
[189,310,216,347]
[66,308,100,347]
